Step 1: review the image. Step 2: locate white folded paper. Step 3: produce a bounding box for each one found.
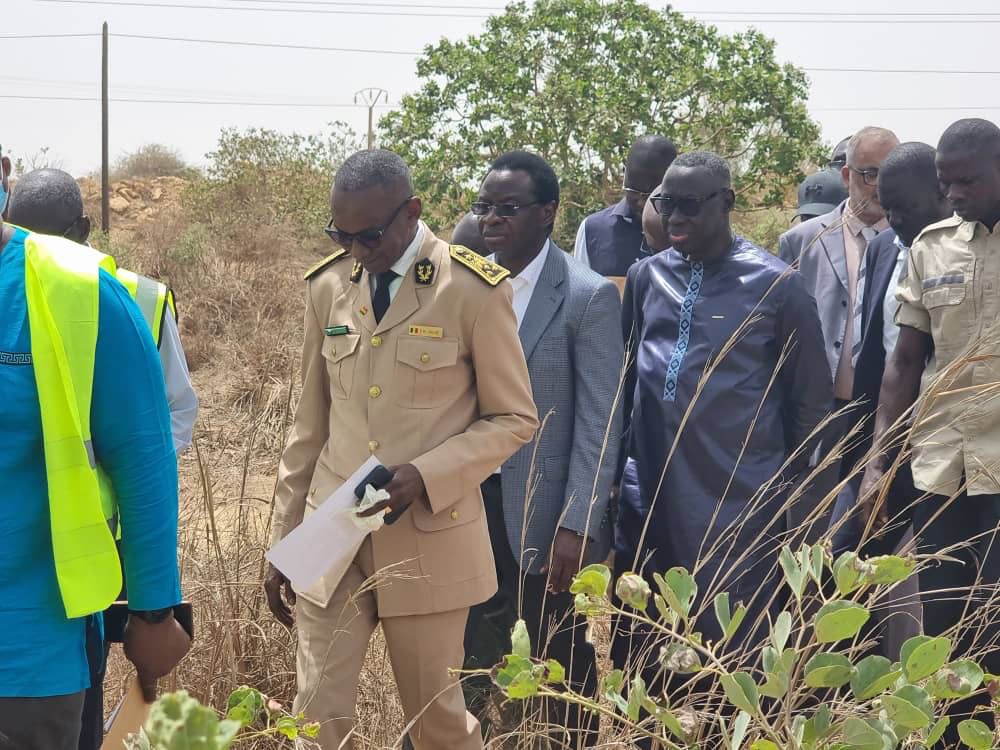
[266,455,382,595]
[350,485,391,532]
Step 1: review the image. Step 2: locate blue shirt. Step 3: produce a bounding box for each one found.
[0,226,181,697]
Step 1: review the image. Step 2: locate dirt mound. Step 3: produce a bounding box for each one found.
[79,175,186,232]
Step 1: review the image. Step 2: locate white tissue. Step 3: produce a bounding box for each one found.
[349,484,391,532]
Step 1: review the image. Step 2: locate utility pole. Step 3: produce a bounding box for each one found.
[101,21,110,233]
[354,88,388,150]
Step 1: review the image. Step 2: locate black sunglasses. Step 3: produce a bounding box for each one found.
[651,190,724,218]
[470,201,539,218]
[325,196,414,249]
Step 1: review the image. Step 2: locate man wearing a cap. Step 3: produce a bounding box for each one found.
[778,126,899,537]
[795,169,848,224]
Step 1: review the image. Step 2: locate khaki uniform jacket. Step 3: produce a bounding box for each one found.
[896,214,1000,496]
[272,229,539,616]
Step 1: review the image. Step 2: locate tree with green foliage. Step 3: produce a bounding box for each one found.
[380,0,823,244]
[185,124,359,235]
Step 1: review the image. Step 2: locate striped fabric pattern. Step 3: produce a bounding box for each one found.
[663,261,704,402]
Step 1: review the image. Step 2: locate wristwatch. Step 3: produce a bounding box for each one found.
[128,607,173,624]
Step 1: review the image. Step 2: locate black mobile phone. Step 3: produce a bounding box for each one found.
[103,601,194,643]
[353,465,407,525]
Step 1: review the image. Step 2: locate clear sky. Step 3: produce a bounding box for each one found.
[3,0,998,176]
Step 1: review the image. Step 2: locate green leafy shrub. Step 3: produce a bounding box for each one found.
[480,546,999,749]
[125,686,320,750]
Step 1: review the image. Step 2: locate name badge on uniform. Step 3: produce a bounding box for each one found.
[325,325,351,336]
[408,325,443,339]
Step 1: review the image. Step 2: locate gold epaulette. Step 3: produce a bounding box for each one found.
[303,248,349,280]
[449,245,510,286]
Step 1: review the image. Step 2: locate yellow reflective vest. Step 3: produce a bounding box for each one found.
[24,231,123,618]
[114,268,176,348]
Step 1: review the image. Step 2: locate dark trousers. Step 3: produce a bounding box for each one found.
[0,691,86,750]
[912,489,1000,745]
[78,617,108,750]
[464,475,599,748]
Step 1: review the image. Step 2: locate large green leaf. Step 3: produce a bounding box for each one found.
[714,591,732,634]
[721,672,759,715]
[814,600,870,643]
[511,619,531,659]
[881,685,933,730]
[751,741,779,750]
[656,567,697,619]
[927,660,984,699]
[926,717,950,746]
[772,610,792,653]
[779,546,807,600]
[851,655,900,701]
[569,563,611,597]
[865,554,917,585]
[842,718,897,750]
[626,675,646,722]
[730,711,751,750]
[903,636,952,682]
[804,652,854,688]
[957,719,993,750]
[833,551,864,595]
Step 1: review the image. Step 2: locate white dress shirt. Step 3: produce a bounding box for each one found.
[573,221,591,269]
[489,239,550,330]
[884,235,909,356]
[370,222,426,302]
[159,312,198,452]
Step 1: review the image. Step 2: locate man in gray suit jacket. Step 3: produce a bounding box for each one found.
[778,127,898,536]
[462,150,623,748]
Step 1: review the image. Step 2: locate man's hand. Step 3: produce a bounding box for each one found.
[356,464,428,518]
[541,528,586,594]
[264,564,296,628]
[858,462,890,535]
[123,614,191,702]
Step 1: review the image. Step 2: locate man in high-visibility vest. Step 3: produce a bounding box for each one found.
[0,150,189,749]
[8,168,198,452]
[9,167,199,750]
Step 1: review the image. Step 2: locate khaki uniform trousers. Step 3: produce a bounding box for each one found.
[293,538,483,750]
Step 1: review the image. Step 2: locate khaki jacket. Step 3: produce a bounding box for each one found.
[272,228,539,616]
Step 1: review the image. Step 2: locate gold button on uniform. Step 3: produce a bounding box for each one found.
[369,385,382,399]
[368,440,379,453]
[420,352,431,364]
[371,335,383,348]
[450,510,459,520]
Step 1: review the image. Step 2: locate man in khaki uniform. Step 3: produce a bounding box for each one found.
[860,118,1000,743]
[264,149,538,749]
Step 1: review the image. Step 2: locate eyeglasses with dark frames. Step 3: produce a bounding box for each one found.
[470,201,539,218]
[325,196,415,249]
[650,190,724,218]
[849,166,879,186]
[623,185,653,200]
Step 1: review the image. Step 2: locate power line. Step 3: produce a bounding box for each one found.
[3,91,999,113]
[0,32,100,39]
[114,32,422,54]
[194,0,502,7]
[805,66,1000,75]
[38,0,493,17]
[812,105,1000,112]
[680,9,1000,17]
[688,15,1000,24]
[0,92,393,107]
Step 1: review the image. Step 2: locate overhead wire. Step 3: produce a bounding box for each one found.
[37,0,494,17]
